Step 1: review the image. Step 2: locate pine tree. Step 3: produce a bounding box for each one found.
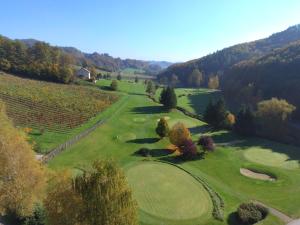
[160,86,177,110]
[156,118,170,138]
[234,105,256,136]
[146,80,156,95]
[203,99,228,129]
[134,76,138,83]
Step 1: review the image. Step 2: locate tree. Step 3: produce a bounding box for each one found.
[180,139,198,158]
[44,170,82,225]
[134,76,138,83]
[90,66,97,80]
[76,160,138,225]
[198,136,215,153]
[234,105,256,136]
[203,99,228,129]
[146,80,156,96]
[117,73,122,80]
[155,117,170,138]
[187,69,203,87]
[110,80,118,91]
[256,98,296,139]
[169,122,191,147]
[237,203,268,224]
[0,58,11,71]
[0,102,45,218]
[208,75,219,89]
[159,86,177,110]
[45,160,138,225]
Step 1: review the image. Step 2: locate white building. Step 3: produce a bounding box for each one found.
[76,67,91,79]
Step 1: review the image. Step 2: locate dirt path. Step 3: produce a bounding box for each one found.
[254,201,293,224]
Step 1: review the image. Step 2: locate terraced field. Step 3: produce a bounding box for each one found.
[0,73,117,152]
[47,80,300,225]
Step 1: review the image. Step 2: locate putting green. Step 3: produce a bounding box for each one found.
[126,162,212,222]
[244,148,299,169]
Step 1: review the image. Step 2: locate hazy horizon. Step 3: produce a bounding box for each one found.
[1,0,300,62]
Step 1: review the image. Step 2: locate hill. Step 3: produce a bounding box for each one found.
[158,24,300,86]
[18,38,172,74]
[222,40,300,119]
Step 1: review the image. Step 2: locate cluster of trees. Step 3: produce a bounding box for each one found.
[203,99,235,129]
[0,101,138,225]
[96,73,112,80]
[203,96,296,143]
[0,36,74,83]
[222,40,300,120]
[155,119,215,159]
[234,98,296,143]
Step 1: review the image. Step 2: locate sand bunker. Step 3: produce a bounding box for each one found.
[240,168,276,181]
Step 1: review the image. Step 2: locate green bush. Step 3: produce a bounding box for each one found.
[237,202,268,224]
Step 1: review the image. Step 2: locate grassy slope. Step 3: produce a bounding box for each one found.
[48,80,300,225]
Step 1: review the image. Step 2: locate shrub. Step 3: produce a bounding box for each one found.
[169,122,191,147]
[23,204,46,225]
[110,80,118,91]
[198,136,215,152]
[180,139,198,158]
[155,118,169,138]
[237,202,269,224]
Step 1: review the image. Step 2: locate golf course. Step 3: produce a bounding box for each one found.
[47,80,300,225]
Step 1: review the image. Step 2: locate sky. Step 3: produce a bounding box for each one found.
[0,0,300,62]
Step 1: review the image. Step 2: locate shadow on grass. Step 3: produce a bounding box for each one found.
[131,106,166,114]
[187,91,221,115]
[159,152,205,164]
[227,212,240,225]
[127,138,160,144]
[150,148,173,157]
[189,125,211,134]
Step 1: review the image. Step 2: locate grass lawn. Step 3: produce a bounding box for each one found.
[47,80,300,225]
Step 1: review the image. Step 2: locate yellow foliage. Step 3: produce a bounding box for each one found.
[226,113,236,125]
[23,127,33,134]
[169,122,191,147]
[0,101,45,217]
[44,170,82,225]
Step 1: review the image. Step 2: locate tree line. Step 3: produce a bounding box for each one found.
[0,36,75,83]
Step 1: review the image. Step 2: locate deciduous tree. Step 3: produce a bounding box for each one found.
[169,122,191,147]
[0,102,45,218]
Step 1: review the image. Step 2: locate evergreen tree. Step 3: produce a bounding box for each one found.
[155,118,170,138]
[203,98,228,129]
[134,76,138,83]
[146,80,156,95]
[117,73,122,80]
[159,86,177,110]
[110,80,118,91]
[234,105,256,136]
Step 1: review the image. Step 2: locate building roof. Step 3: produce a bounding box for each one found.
[79,67,90,73]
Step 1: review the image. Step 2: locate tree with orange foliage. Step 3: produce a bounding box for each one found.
[169,122,191,147]
[0,101,45,218]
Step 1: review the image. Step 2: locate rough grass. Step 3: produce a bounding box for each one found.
[126,161,212,224]
[48,80,299,225]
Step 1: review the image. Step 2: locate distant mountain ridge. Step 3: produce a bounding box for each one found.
[18,38,172,74]
[158,24,300,85]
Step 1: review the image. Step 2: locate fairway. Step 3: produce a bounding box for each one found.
[244,148,300,169]
[126,161,212,223]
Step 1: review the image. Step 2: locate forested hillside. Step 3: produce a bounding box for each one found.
[222,40,300,119]
[0,36,74,83]
[20,39,170,75]
[158,24,300,86]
